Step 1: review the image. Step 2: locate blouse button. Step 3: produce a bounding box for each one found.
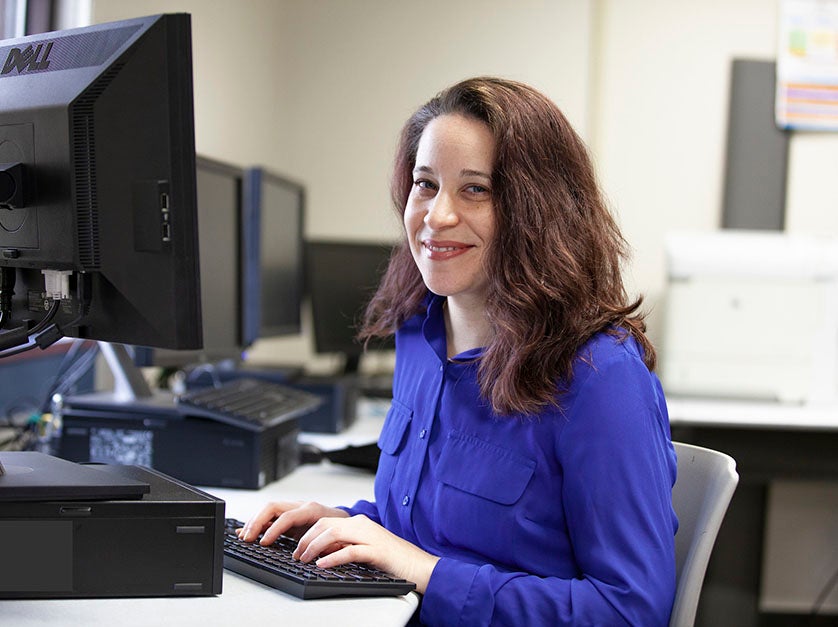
[419,429,427,439]
[402,496,410,506]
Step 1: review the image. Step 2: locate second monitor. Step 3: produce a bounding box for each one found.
[242,168,305,347]
[135,160,305,370]
[306,240,395,375]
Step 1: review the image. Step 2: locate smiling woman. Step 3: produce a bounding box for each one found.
[241,77,678,627]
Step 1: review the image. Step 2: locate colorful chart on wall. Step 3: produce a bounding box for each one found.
[776,0,838,130]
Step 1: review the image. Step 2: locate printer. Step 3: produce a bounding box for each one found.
[659,230,838,404]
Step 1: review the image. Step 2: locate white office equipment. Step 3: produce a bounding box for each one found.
[660,230,838,404]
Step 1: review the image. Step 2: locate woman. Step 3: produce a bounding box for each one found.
[240,77,678,626]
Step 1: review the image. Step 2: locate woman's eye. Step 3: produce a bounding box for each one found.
[414,179,437,190]
[466,184,490,194]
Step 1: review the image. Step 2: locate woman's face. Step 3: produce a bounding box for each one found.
[404,113,496,307]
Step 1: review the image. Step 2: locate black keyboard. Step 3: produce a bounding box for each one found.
[223,518,416,599]
[177,378,322,432]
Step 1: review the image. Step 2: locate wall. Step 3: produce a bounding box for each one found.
[90,0,594,370]
[89,0,838,363]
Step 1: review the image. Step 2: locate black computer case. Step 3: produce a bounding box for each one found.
[0,463,224,598]
[56,399,299,489]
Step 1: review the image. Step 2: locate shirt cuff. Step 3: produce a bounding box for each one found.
[421,558,484,627]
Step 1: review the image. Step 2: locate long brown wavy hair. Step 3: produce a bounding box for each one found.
[360,77,655,416]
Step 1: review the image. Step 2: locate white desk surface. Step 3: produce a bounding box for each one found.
[1,437,418,627]
[10,393,834,624]
[666,396,838,431]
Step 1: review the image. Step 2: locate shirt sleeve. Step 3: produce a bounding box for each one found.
[337,499,382,525]
[420,354,677,626]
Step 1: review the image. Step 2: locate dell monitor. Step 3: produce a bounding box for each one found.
[0,13,201,356]
[133,156,244,369]
[306,240,394,373]
[241,167,304,346]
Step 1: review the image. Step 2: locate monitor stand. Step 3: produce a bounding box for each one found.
[62,342,177,415]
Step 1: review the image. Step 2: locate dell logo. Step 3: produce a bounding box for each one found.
[2,42,53,75]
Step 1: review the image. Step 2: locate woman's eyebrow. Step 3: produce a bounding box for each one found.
[461,169,492,180]
[412,166,491,179]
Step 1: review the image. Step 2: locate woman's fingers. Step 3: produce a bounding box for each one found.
[239,501,350,544]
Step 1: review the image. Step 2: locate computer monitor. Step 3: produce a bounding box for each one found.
[0,14,201,355]
[241,167,304,346]
[134,156,244,368]
[306,240,394,373]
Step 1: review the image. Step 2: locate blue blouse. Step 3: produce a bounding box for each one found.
[343,295,678,626]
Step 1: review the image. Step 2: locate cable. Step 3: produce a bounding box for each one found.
[47,343,99,404]
[0,299,61,357]
[0,307,81,359]
[0,267,15,330]
[36,339,97,413]
[27,299,60,336]
[0,339,38,359]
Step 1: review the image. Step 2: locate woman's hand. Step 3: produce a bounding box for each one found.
[238,500,349,544]
[294,514,440,594]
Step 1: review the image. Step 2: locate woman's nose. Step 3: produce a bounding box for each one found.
[423,192,459,229]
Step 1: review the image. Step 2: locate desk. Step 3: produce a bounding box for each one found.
[667,397,838,431]
[0,462,419,627]
[667,397,838,627]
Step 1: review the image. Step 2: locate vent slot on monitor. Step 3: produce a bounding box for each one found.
[70,63,123,270]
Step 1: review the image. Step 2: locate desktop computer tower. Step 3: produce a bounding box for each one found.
[55,396,300,489]
[289,375,360,433]
[0,463,224,598]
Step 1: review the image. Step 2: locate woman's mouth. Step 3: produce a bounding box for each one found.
[422,240,472,260]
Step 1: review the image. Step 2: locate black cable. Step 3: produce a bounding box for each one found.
[0,265,91,357]
[0,339,38,359]
[0,267,15,330]
[0,324,29,352]
[27,299,60,336]
[0,299,61,357]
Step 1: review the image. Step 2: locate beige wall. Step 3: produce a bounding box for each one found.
[89,0,838,366]
[592,0,781,339]
[91,0,594,368]
[92,0,592,243]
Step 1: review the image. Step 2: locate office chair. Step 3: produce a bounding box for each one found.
[669,441,739,627]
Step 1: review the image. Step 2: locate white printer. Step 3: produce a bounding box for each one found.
[659,230,838,404]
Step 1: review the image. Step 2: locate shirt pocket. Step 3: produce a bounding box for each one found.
[437,431,536,504]
[433,431,536,551]
[374,399,414,513]
[377,399,413,455]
